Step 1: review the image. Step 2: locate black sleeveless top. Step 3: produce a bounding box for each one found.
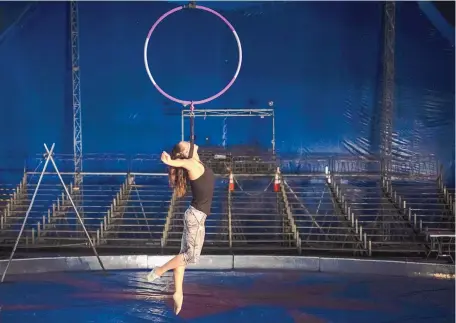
[189,164,215,216]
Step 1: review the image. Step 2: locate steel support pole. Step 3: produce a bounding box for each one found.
[272,110,276,155]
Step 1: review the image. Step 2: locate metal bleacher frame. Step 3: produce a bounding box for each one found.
[0,148,454,266]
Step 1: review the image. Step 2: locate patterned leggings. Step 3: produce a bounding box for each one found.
[179,206,207,264]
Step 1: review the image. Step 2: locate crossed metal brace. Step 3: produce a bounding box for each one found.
[1,143,106,283]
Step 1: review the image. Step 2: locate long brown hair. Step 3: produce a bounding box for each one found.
[168,143,189,198]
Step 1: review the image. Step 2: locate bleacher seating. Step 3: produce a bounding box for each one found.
[387,179,455,261]
[447,188,455,200]
[0,163,453,262]
[0,175,71,245]
[0,184,15,211]
[0,174,70,246]
[36,175,125,246]
[284,177,363,254]
[101,176,170,247]
[392,180,454,231]
[230,177,296,251]
[336,178,425,254]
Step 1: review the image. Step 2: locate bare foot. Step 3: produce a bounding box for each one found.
[173,292,183,315]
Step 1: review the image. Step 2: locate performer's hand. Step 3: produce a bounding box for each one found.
[161,151,172,165]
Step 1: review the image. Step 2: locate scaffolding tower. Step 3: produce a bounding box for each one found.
[380,1,396,178]
[70,1,83,187]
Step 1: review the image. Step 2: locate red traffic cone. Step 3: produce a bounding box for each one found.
[274,167,280,192]
[229,172,235,192]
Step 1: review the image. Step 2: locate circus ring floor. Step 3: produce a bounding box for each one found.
[0,255,454,323]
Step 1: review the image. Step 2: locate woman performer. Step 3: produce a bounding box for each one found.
[147,141,215,315]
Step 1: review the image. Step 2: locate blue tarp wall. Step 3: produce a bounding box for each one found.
[0,1,454,183]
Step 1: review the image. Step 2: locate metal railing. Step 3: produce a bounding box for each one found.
[0,163,451,260]
[228,189,233,249]
[326,174,369,255]
[23,153,440,178]
[279,175,301,254]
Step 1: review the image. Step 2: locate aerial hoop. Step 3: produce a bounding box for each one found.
[143,4,243,106]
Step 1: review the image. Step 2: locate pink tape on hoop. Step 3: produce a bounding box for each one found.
[143,5,243,106]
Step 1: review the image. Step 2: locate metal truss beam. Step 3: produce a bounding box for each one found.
[70,1,83,187]
[380,2,396,179]
[182,109,274,118]
[181,109,276,153]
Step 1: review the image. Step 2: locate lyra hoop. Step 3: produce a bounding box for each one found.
[143,5,243,106]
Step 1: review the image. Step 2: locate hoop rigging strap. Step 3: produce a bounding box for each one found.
[182,2,196,160]
[183,1,197,9]
[188,102,195,159]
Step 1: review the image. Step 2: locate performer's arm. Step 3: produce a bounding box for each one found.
[161,151,192,170]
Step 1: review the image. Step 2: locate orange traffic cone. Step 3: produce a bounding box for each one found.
[229,172,235,192]
[274,167,280,192]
